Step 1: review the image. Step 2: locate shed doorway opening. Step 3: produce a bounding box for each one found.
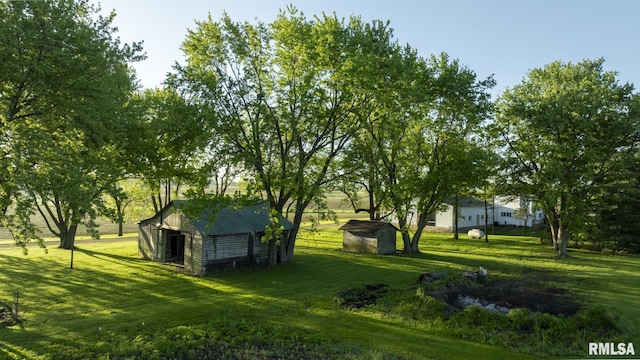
[166,230,185,265]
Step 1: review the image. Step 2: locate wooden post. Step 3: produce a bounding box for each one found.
[12,290,18,321]
[484,199,489,242]
[70,247,74,269]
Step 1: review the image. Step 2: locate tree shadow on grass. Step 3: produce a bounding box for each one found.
[201,251,534,359]
[1,239,634,359]
[0,246,227,358]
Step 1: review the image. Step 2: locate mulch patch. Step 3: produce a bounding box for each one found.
[334,284,389,309]
[430,274,581,316]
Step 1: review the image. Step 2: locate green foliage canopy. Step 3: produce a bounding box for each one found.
[0,0,143,249]
[171,7,394,263]
[352,52,495,252]
[492,58,640,257]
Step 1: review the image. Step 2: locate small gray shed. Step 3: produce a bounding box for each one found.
[138,200,292,275]
[339,220,398,255]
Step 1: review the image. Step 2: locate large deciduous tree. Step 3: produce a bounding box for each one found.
[172,8,390,263]
[335,25,419,223]
[0,0,143,249]
[355,53,495,252]
[134,88,208,213]
[132,87,241,214]
[493,59,640,257]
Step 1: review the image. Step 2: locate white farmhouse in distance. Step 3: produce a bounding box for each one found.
[493,196,545,228]
[402,196,545,231]
[432,196,487,229]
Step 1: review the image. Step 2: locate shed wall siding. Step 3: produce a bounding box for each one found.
[202,234,247,263]
[253,234,268,260]
[138,202,286,275]
[184,234,203,275]
[138,214,163,261]
[376,227,397,255]
[158,211,198,234]
[157,229,166,262]
[138,222,153,259]
[342,226,396,255]
[343,232,378,254]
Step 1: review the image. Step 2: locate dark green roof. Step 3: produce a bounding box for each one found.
[169,200,293,236]
[339,220,398,234]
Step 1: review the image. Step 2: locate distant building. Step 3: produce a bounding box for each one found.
[340,220,398,255]
[402,195,545,231]
[493,196,545,227]
[138,200,292,275]
[432,196,487,230]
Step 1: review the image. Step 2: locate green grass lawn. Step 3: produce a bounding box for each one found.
[0,225,638,359]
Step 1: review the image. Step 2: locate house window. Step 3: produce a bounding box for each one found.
[481,215,484,220]
[501,212,512,218]
[468,216,472,221]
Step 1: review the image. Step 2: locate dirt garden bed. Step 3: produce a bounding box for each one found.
[334,284,389,309]
[335,270,581,317]
[430,279,581,316]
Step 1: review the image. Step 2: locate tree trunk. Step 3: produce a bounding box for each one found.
[116,200,124,236]
[280,236,289,263]
[165,180,171,205]
[118,219,124,237]
[546,210,558,248]
[280,205,305,263]
[401,229,413,253]
[555,195,569,257]
[151,195,159,214]
[396,216,412,252]
[557,222,568,257]
[59,224,78,249]
[267,238,277,266]
[546,209,568,257]
[405,225,424,253]
[484,199,489,243]
[453,194,459,239]
[549,218,559,250]
[410,216,428,253]
[368,190,376,221]
[269,200,305,265]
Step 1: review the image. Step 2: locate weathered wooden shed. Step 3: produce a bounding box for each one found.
[339,220,398,255]
[138,200,292,275]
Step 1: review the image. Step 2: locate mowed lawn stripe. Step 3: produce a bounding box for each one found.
[1,230,637,359]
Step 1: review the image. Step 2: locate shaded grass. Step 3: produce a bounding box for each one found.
[0,225,638,359]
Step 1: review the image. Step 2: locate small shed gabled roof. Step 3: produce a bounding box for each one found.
[185,201,293,236]
[142,200,293,237]
[339,220,399,234]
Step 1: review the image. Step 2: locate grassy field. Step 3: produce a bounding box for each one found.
[0,221,639,359]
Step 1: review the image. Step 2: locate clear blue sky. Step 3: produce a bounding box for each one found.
[101,0,640,96]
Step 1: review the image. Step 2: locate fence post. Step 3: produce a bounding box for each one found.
[11,290,18,322]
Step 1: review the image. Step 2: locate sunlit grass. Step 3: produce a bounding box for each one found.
[0,224,638,359]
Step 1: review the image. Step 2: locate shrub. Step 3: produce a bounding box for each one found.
[417,293,447,319]
[573,305,620,337]
[72,321,368,360]
[507,308,534,332]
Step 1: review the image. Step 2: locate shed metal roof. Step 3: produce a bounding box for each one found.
[339,220,399,234]
[145,200,293,236]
